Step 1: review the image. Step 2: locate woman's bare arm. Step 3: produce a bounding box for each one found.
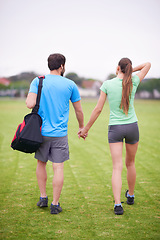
[133,62,151,82]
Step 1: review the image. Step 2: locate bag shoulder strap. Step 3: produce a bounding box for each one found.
[32,76,45,113]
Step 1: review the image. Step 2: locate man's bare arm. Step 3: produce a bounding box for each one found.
[26,92,37,109]
[72,100,84,129]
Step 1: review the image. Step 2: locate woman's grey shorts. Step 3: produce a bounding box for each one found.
[108,122,139,144]
[35,135,69,163]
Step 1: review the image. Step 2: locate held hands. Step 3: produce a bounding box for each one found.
[78,127,88,140]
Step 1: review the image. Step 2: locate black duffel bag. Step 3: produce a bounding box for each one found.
[11,76,44,153]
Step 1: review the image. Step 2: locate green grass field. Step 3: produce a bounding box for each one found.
[0,99,160,240]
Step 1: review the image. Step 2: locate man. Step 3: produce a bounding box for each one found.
[26,53,84,214]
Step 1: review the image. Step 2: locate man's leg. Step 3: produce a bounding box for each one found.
[52,162,64,205]
[36,160,47,197]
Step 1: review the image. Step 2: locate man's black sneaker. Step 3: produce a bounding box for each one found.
[125,190,134,205]
[37,197,48,207]
[114,205,124,215]
[50,203,62,214]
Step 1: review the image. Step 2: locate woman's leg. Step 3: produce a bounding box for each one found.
[125,142,139,196]
[109,142,123,204]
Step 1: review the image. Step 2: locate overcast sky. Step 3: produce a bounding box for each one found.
[0,0,159,81]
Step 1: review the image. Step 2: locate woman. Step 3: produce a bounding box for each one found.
[79,58,151,215]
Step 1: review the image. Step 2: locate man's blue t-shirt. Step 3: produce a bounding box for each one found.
[29,74,81,137]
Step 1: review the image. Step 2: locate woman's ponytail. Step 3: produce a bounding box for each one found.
[119,58,133,115]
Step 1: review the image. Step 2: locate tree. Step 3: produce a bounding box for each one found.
[137,78,160,93]
[65,72,83,86]
[9,72,37,83]
[106,73,116,80]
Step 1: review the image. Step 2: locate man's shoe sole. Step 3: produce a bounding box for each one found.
[114,211,124,215]
[39,204,48,207]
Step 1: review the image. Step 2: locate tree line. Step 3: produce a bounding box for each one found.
[0,71,159,94]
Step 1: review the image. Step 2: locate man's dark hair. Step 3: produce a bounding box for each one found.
[48,53,66,71]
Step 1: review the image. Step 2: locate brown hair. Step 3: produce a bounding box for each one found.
[48,53,66,71]
[119,58,133,115]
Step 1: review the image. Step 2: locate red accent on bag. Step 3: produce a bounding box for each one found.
[38,76,45,79]
[20,120,26,132]
[12,124,22,142]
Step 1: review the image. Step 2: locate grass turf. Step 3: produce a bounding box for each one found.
[0,98,160,240]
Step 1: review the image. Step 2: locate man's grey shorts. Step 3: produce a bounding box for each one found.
[108,122,139,144]
[35,135,69,163]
